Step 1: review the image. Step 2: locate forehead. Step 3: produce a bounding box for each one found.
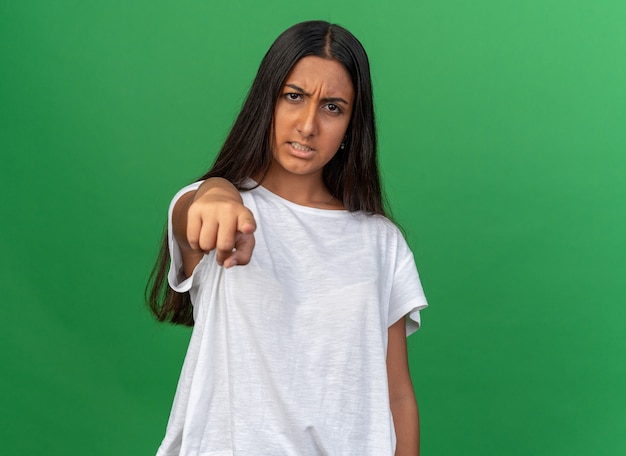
[285,56,354,98]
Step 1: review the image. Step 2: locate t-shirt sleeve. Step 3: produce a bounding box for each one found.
[167,181,204,292]
[388,232,428,336]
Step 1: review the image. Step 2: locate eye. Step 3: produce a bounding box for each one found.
[285,93,303,102]
[324,103,342,114]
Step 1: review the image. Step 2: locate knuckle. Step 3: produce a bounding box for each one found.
[187,202,202,218]
[198,236,216,252]
[187,230,199,247]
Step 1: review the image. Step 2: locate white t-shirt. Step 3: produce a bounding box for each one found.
[156,182,428,456]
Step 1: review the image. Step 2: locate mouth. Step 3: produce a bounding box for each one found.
[289,141,315,152]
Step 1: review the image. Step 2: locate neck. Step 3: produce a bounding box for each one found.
[257,166,343,209]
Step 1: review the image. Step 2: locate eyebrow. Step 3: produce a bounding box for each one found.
[285,83,350,105]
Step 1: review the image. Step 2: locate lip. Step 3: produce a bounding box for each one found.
[288,141,316,159]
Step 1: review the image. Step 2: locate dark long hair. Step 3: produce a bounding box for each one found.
[146,21,385,326]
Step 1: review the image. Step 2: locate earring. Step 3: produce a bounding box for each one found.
[340,141,345,150]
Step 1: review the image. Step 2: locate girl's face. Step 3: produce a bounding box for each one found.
[269,56,354,183]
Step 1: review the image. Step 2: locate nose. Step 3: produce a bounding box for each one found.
[296,103,318,137]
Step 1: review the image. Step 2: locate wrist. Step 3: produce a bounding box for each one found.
[196,177,242,203]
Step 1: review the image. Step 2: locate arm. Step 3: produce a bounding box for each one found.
[387,316,420,456]
[171,177,257,277]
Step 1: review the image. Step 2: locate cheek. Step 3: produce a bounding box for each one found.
[271,114,282,137]
[327,121,350,146]
[272,105,286,134]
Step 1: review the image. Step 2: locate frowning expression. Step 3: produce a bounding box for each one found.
[270,56,354,181]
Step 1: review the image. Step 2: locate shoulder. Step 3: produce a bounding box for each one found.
[349,212,415,262]
[356,212,405,239]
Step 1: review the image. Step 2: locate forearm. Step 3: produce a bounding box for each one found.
[391,393,420,456]
[387,318,420,455]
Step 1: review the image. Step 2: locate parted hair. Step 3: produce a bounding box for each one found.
[146,21,385,326]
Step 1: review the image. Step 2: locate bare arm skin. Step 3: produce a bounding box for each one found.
[171,177,257,277]
[387,317,420,456]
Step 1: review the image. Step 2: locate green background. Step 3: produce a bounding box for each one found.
[2,0,625,454]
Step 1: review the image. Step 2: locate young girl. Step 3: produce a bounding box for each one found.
[147,20,428,456]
